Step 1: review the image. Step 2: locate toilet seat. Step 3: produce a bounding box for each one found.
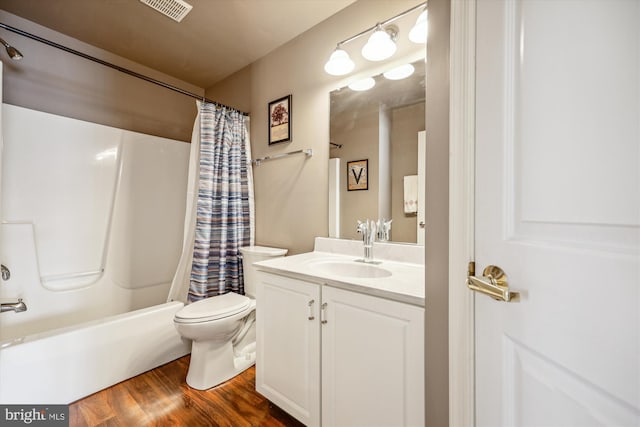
[174,292,252,324]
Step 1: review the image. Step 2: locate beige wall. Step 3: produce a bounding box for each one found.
[209,2,450,426]
[206,0,425,255]
[0,11,201,142]
[424,0,450,426]
[330,100,424,243]
[204,64,253,115]
[391,102,425,243]
[2,1,449,423]
[331,103,379,240]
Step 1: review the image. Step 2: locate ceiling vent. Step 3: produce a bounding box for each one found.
[139,0,193,22]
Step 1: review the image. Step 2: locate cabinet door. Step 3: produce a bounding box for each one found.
[256,272,321,427]
[321,286,424,427]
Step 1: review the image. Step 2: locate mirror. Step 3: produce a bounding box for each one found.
[329,59,426,244]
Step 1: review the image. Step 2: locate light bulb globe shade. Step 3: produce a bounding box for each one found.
[324,48,355,76]
[348,77,376,91]
[383,63,415,80]
[361,29,397,61]
[409,10,428,44]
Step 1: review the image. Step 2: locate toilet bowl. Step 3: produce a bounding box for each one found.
[174,245,287,390]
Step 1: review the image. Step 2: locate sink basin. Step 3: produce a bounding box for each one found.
[310,260,392,279]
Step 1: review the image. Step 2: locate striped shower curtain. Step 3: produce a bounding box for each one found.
[188,102,254,302]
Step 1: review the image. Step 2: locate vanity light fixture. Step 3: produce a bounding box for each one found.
[324,45,355,76]
[383,63,415,80]
[348,77,376,91]
[409,9,428,44]
[361,24,397,62]
[322,1,427,76]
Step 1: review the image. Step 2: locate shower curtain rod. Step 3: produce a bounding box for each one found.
[0,22,249,116]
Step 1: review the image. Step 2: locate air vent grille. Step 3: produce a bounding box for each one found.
[139,0,193,22]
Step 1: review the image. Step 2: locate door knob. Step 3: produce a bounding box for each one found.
[466,262,519,302]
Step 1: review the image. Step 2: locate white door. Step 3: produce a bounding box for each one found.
[474,1,639,426]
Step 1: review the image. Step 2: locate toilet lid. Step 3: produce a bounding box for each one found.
[175,292,251,323]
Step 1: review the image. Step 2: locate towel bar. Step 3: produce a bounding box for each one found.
[252,149,313,166]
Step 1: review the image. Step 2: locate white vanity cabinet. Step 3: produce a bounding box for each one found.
[256,271,425,427]
[321,285,424,427]
[255,272,321,426]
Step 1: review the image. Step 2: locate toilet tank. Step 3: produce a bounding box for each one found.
[240,246,287,297]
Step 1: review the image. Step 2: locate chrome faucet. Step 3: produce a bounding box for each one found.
[376,218,392,242]
[356,219,378,263]
[1,298,27,313]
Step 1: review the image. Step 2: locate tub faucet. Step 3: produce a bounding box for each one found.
[356,219,378,263]
[1,298,27,313]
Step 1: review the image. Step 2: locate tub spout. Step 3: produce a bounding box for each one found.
[1,298,27,313]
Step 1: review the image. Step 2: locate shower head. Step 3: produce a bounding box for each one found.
[0,37,23,60]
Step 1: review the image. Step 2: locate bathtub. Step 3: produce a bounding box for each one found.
[0,301,190,404]
[0,105,192,404]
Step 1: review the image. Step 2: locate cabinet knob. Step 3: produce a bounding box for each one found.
[308,299,315,320]
[321,302,328,324]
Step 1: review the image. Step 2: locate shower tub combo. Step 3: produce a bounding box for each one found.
[0,105,192,404]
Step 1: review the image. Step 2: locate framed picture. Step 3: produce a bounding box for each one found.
[347,159,368,191]
[268,95,292,144]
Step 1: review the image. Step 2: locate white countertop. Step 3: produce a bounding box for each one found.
[254,251,425,307]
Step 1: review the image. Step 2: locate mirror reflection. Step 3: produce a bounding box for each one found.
[329,59,426,244]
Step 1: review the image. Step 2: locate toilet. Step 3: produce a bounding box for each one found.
[173,245,287,390]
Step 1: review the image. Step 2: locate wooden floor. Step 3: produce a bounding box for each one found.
[69,356,304,427]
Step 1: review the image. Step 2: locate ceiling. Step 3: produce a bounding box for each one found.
[0,0,356,88]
